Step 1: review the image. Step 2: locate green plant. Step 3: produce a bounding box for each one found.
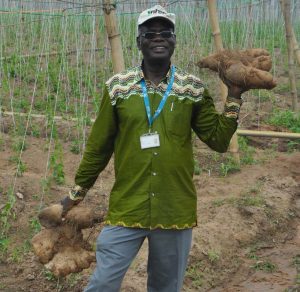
[16,160,27,177]
[252,89,275,102]
[43,269,57,281]
[219,156,240,176]
[236,194,265,208]
[251,260,276,272]
[246,245,259,260]
[292,254,300,267]
[287,140,300,152]
[274,82,290,93]
[12,139,27,152]
[194,158,202,175]
[238,137,256,165]
[186,262,204,288]
[268,110,300,133]
[30,124,41,138]
[211,198,227,207]
[9,246,23,263]
[66,273,82,288]
[29,217,41,234]
[50,141,65,185]
[70,139,81,154]
[0,237,10,259]
[0,188,16,237]
[0,134,4,150]
[207,250,220,263]
[40,177,51,193]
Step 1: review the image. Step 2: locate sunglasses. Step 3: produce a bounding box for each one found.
[140,31,176,40]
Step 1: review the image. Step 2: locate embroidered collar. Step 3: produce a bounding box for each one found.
[133,61,173,85]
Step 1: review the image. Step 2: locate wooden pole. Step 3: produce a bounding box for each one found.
[292,30,300,66]
[236,129,300,139]
[280,0,298,111]
[206,0,240,163]
[102,0,125,73]
[95,0,101,50]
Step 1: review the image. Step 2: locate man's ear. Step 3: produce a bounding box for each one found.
[136,36,141,50]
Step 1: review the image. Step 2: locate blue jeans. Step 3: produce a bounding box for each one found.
[84,225,192,292]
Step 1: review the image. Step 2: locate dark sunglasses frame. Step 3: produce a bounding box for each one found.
[140,31,176,40]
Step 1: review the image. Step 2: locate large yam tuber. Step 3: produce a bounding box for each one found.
[45,246,95,277]
[197,49,277,90]
[65,206,94,229]
[32,229,59,264]
[32,204,104,277]
[224,63,276,89]
[38,204,63,228]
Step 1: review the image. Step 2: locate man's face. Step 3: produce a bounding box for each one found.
[137,18,176,63]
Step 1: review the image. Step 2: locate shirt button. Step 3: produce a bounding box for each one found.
[153,152,158,156]
[152,172,157,176]
[151,192,155,197]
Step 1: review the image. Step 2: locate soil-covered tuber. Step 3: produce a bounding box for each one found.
[197,49,277,90]
[32,204,104,277]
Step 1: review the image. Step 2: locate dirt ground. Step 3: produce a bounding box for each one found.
[0,65,300,291]
[0,125,299,291]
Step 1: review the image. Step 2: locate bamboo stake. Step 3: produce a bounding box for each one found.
[292,30,300,66]
[102,0,125,73]
[237,129,300,139]
[206,0,240,163]
[3,111,300,139]
[280,0,298,111]
[95,0,101,51]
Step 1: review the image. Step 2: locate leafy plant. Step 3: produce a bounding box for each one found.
[29,217,41,234]
[208,250,220,263]
[43,269,57,281]
[238,137,256,165]
[268,110,300,133]
[0,188,16,237]
[70,139,81,154]
[12,139,27,152]
[0,237,10,259]
[186,262,204,288]
[194,158,202,175]
[50,141,65,185]
[251,260,276,272]
[219,156,240,176]
[16,160,27,177]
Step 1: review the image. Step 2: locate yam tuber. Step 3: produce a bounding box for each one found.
[197,48,277,90]
[32,204,104,277]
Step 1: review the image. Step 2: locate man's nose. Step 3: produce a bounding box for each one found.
[152,34,164,41]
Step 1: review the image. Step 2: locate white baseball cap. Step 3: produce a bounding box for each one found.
[137,5,175,30]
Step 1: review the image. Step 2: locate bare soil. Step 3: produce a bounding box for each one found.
[0,79,299,291]
[0,128,299,291]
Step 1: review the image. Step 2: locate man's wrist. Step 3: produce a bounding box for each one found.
[68,185,88,201]
[224,96,243,119]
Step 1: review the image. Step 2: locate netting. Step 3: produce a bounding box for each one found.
[0,0,299,205]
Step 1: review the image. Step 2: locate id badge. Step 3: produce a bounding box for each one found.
[140,132,160,149]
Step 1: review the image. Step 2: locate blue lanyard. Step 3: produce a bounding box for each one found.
[141,65,175,129]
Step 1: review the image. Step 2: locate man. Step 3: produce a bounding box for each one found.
[61,5,245,292]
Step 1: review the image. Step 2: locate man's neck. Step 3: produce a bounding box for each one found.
[142,59,170,86]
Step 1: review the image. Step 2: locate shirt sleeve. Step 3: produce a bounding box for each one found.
[191,88,242,153]
[74,85,118,191]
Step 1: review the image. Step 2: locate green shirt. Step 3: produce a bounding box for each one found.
[73,65,242,229]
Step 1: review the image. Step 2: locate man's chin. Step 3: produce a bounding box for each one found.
[148,54,171,63]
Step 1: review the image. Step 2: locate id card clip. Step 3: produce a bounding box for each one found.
[140,132,160,149]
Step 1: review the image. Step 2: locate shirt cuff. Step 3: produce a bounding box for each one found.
[69,185,89,201]
[224,96,243,119]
